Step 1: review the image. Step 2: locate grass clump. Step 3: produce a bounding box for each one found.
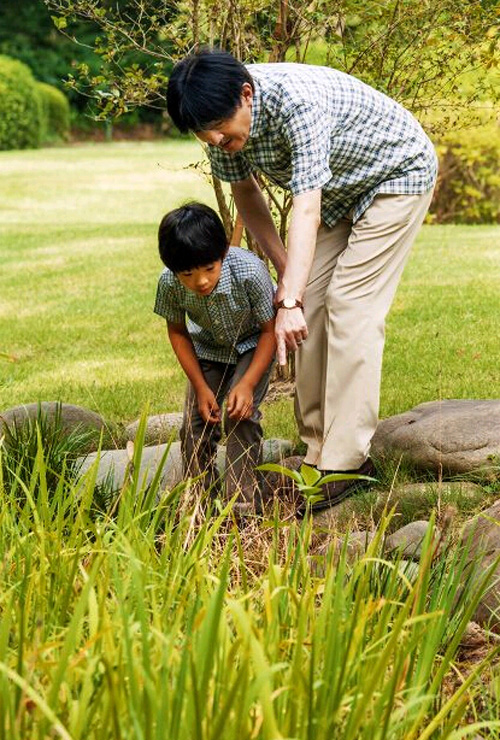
[0,402,101,504]
[0,432,500,738]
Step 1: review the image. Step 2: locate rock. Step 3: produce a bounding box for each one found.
[457,621,491,663]
[372,400,500,476]
[312,480,485,538]
[77,442,183,491]
[262,438,294,463]
[376,481,485,525]
[261,455,304,509]
[77,438,296,494]
[311,530,376,575]
[460,500,500,630]
[125,413,184,445]
[0,401,108,453]
[384,520,438,559]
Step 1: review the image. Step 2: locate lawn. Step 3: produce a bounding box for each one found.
[1,141,499,443]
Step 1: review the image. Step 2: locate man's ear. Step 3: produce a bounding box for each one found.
[241,82,253,105]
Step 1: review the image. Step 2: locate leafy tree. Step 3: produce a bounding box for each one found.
[43,0,499,126]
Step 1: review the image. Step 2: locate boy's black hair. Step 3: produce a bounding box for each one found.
[158,202,228,273]
[166,48,254,133]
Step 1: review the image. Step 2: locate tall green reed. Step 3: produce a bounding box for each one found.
[0,417,499,739]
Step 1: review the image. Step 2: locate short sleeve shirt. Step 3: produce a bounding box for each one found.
[153,247,275,364]
[208,63,438,227]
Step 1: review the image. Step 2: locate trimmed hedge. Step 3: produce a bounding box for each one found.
[0,54,43,150]
[37,81,70,141]
[432,124,500,224]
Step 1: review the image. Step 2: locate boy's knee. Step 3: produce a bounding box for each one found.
[223,412,262,435]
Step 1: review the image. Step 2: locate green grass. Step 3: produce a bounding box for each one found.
[0,141,499,444]
[1,430,500,739]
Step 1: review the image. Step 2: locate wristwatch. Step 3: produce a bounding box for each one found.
[276,297,304,310]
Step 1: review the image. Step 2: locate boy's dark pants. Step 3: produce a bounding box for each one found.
[180,349,273,508]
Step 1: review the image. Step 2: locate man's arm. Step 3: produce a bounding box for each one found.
[231,177,287,279]
[232,178,322,365]
[227,318,276,420]
[167,321,221,423]
[275,188,321,364]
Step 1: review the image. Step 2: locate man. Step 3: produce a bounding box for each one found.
[166,49,437,508]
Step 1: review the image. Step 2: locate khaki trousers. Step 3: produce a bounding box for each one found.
[295,190,434,471]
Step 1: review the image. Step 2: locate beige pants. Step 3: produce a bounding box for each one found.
[295,190,434,471]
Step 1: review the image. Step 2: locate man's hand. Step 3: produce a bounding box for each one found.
[197,386,221,423]
[227,380,254,420]
[275,307,308,365]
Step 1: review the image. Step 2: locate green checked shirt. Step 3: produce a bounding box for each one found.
[208,63,438,227]
[154,247,275,364]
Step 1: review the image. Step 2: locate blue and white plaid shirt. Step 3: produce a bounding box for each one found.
[209,63,438,227]
[154,247,275,364]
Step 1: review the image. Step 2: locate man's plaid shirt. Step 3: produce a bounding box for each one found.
[208,63,438,227]
[154,247,275,364]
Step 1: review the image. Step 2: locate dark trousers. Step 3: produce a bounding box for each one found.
[180,350,273,505]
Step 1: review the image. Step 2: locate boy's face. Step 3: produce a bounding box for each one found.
[195,83,253,153]
[176,259,223,296]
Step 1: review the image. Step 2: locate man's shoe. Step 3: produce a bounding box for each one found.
[298,458,376,516]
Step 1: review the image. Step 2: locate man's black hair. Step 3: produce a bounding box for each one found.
[166,48,254,133]
[158,202,228,273]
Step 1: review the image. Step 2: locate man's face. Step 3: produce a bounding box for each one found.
[195,83,253,153]
[176,260,223,296]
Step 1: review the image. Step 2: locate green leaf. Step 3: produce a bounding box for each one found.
[319,472,377,485]
[257,463,303,484]
[299,463,321,487]
[51,15,67,30]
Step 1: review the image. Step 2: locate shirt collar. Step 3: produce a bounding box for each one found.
[248,75,264,140]
[213,253,232,295]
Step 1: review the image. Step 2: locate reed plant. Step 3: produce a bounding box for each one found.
[0,420,499,739]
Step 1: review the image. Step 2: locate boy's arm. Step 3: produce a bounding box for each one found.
[227,318,276,420]
[167,321,221,423]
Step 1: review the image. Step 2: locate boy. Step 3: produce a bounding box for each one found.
[154,202,276,514]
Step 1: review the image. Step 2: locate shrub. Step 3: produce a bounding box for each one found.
[432,123,500,224]
[0,54,43,150]
[37,80,71,141]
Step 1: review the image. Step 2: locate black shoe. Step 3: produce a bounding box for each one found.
[297,458,376,516]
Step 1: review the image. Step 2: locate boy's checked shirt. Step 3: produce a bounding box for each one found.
[208,63,438,226]
[154,246,275,364]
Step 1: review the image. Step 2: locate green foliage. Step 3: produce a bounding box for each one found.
[433,124,500,224]
[37,80,71,141]
[42,0,499,128]
[0,402,100,502]
[0,54,43,150]
[259,461,377,508]
[0,0,101,111]
[1,432,500,737]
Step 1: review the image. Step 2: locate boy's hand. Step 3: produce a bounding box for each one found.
[197,386,221,424]
[227,380,254,420]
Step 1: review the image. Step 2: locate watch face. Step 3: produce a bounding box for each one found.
[283,298,295,309]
